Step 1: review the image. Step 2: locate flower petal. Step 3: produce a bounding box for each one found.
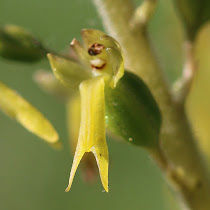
[81,29,124,87]
[0,81,59,144]
[65,77,109,192]
[70,38,91,68]
[47,53,92,89]
[81,29,106,48]
[66,94,99,183]
[106,47,124,88]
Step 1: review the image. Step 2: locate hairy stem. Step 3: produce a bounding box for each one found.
[173,41,196,105]
[93,0,210,209]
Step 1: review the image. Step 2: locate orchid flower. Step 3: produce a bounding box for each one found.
[0,26,161,193]
[47,29,124,192]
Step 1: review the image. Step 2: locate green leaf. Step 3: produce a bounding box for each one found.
[0,81,59,145]
[174,0,210,39]
[105,71,161,148]
[0,25,47,62]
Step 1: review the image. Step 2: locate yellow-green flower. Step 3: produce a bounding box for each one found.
[47,29,124,192]
[0,25,161,193]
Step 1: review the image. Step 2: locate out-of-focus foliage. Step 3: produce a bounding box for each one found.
[0,25,46,62]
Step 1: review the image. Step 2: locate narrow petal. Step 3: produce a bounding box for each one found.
[99,35,124,87]
[65,77,109,192]
[106,47,124,88]
[0,81,59,144]
[47,53,91,89]
[70,38,91,68]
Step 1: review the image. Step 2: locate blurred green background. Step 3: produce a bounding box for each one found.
[0,0,183,209]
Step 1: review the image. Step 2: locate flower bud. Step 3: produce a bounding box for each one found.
[0,25,46,62]
[105,71,161,148]
[173,0,210,39]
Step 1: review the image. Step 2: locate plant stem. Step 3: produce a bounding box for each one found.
[173,41,196,106]
[93,0,210,209]
[130,0,157,28]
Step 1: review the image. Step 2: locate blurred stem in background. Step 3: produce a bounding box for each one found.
[93,0,210,209]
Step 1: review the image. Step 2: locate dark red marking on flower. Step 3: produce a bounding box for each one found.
[91,63,106,70]
[88,43,105,56]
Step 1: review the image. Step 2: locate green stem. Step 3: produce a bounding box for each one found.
[130,0,157,28]
[93,0,210,209]
[173,40,196,106]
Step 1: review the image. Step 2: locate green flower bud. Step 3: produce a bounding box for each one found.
[105,71,161,148]
[174,0,210,39]
[0,25,47,62]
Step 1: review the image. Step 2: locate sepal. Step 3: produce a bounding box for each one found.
[0,81,59,145]
[47,53,92,89]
